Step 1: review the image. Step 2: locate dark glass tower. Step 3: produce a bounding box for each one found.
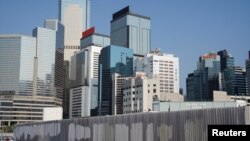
[217,50,234,71]
[98,45,133,115]
[186,53,221,101]
[224,66,247,96]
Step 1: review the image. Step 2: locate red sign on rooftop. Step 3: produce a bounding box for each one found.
[82,27,95,39]
[202,53,217,59]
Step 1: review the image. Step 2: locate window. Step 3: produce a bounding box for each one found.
[153,84,156,86]
[153,89,156,93]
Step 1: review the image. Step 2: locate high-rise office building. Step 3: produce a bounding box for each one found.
[217,50,235,94]
[98,45,133,115]
[186,53,221,101]
[69,28,110,117]
[111,6,151,57]
[217,50,234,71]
[59,0,90,61]
[69,46,102,118]
[0,33,63,128]
[246,51,250,95]
[224,66,247,96]
[44,19,65,98]
[112,73,133,115]
[59,0,90,118]
[32,27,57,96]
[134,49,181,101]
[0,35,36,95]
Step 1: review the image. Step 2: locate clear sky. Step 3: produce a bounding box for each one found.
[0,0,249,93]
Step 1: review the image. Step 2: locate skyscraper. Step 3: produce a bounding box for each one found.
[0,33,63,127]
[32,27,56,96]
[217,50,234,72]
[59,0,90,61]
[44,19,65,98]
[111,6,151,57]
[134,49,181,101]
[246,51,250,95]
[69,28,110,117]
[29,19,64,97]
[59,0,90,118]
[186,53,221,101]
[223,66,247,96]
[98,45,133,115]
[0,35,36,95]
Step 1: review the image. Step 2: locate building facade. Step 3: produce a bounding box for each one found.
[112,73,132,115]
[246,51,250,95]
[122,73,159,114]
[0,20,64,128]
[134,49,180,101]
[186,53,221,101]
[69,29,110,117]
[59,0,90,61]
[69,86,90,117]
[111,6,151,57]
[0,35,36,96]
[81,27,110,49]
[0,95,62,130]
[98,45,133,115]
[223,66,247,96]
[217,50,234,72]
[69,46,102,117]
[44,19,65,98]
[32,26,58,96]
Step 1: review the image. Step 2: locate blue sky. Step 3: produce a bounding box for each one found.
[0,0,249,93]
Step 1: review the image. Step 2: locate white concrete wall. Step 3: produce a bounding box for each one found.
[43,107,63,121]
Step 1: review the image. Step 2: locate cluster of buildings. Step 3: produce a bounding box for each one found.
[0,0,181,130]
[186,50,250,101]
[0,0,250,134]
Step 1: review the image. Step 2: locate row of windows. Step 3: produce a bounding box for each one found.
[0,117,42,120]
[123,88,156,96]
[123,103,142,108]
[124,97,142,102]
[65,46,80,49]
[124,110,141,114]
[123,84,157,90]
[124,91,141,96]
[160,84,174,86]
[151,60,173,63]
[160,90,174,93]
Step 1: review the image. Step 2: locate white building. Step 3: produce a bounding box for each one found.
[70,86,90,117]
[123,72,160,114]
[134,49,181,101]
[59,0,90,61]
[69,29,110,118]
[69,46,102,118]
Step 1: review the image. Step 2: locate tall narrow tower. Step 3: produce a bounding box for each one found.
[59,0,90,61]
